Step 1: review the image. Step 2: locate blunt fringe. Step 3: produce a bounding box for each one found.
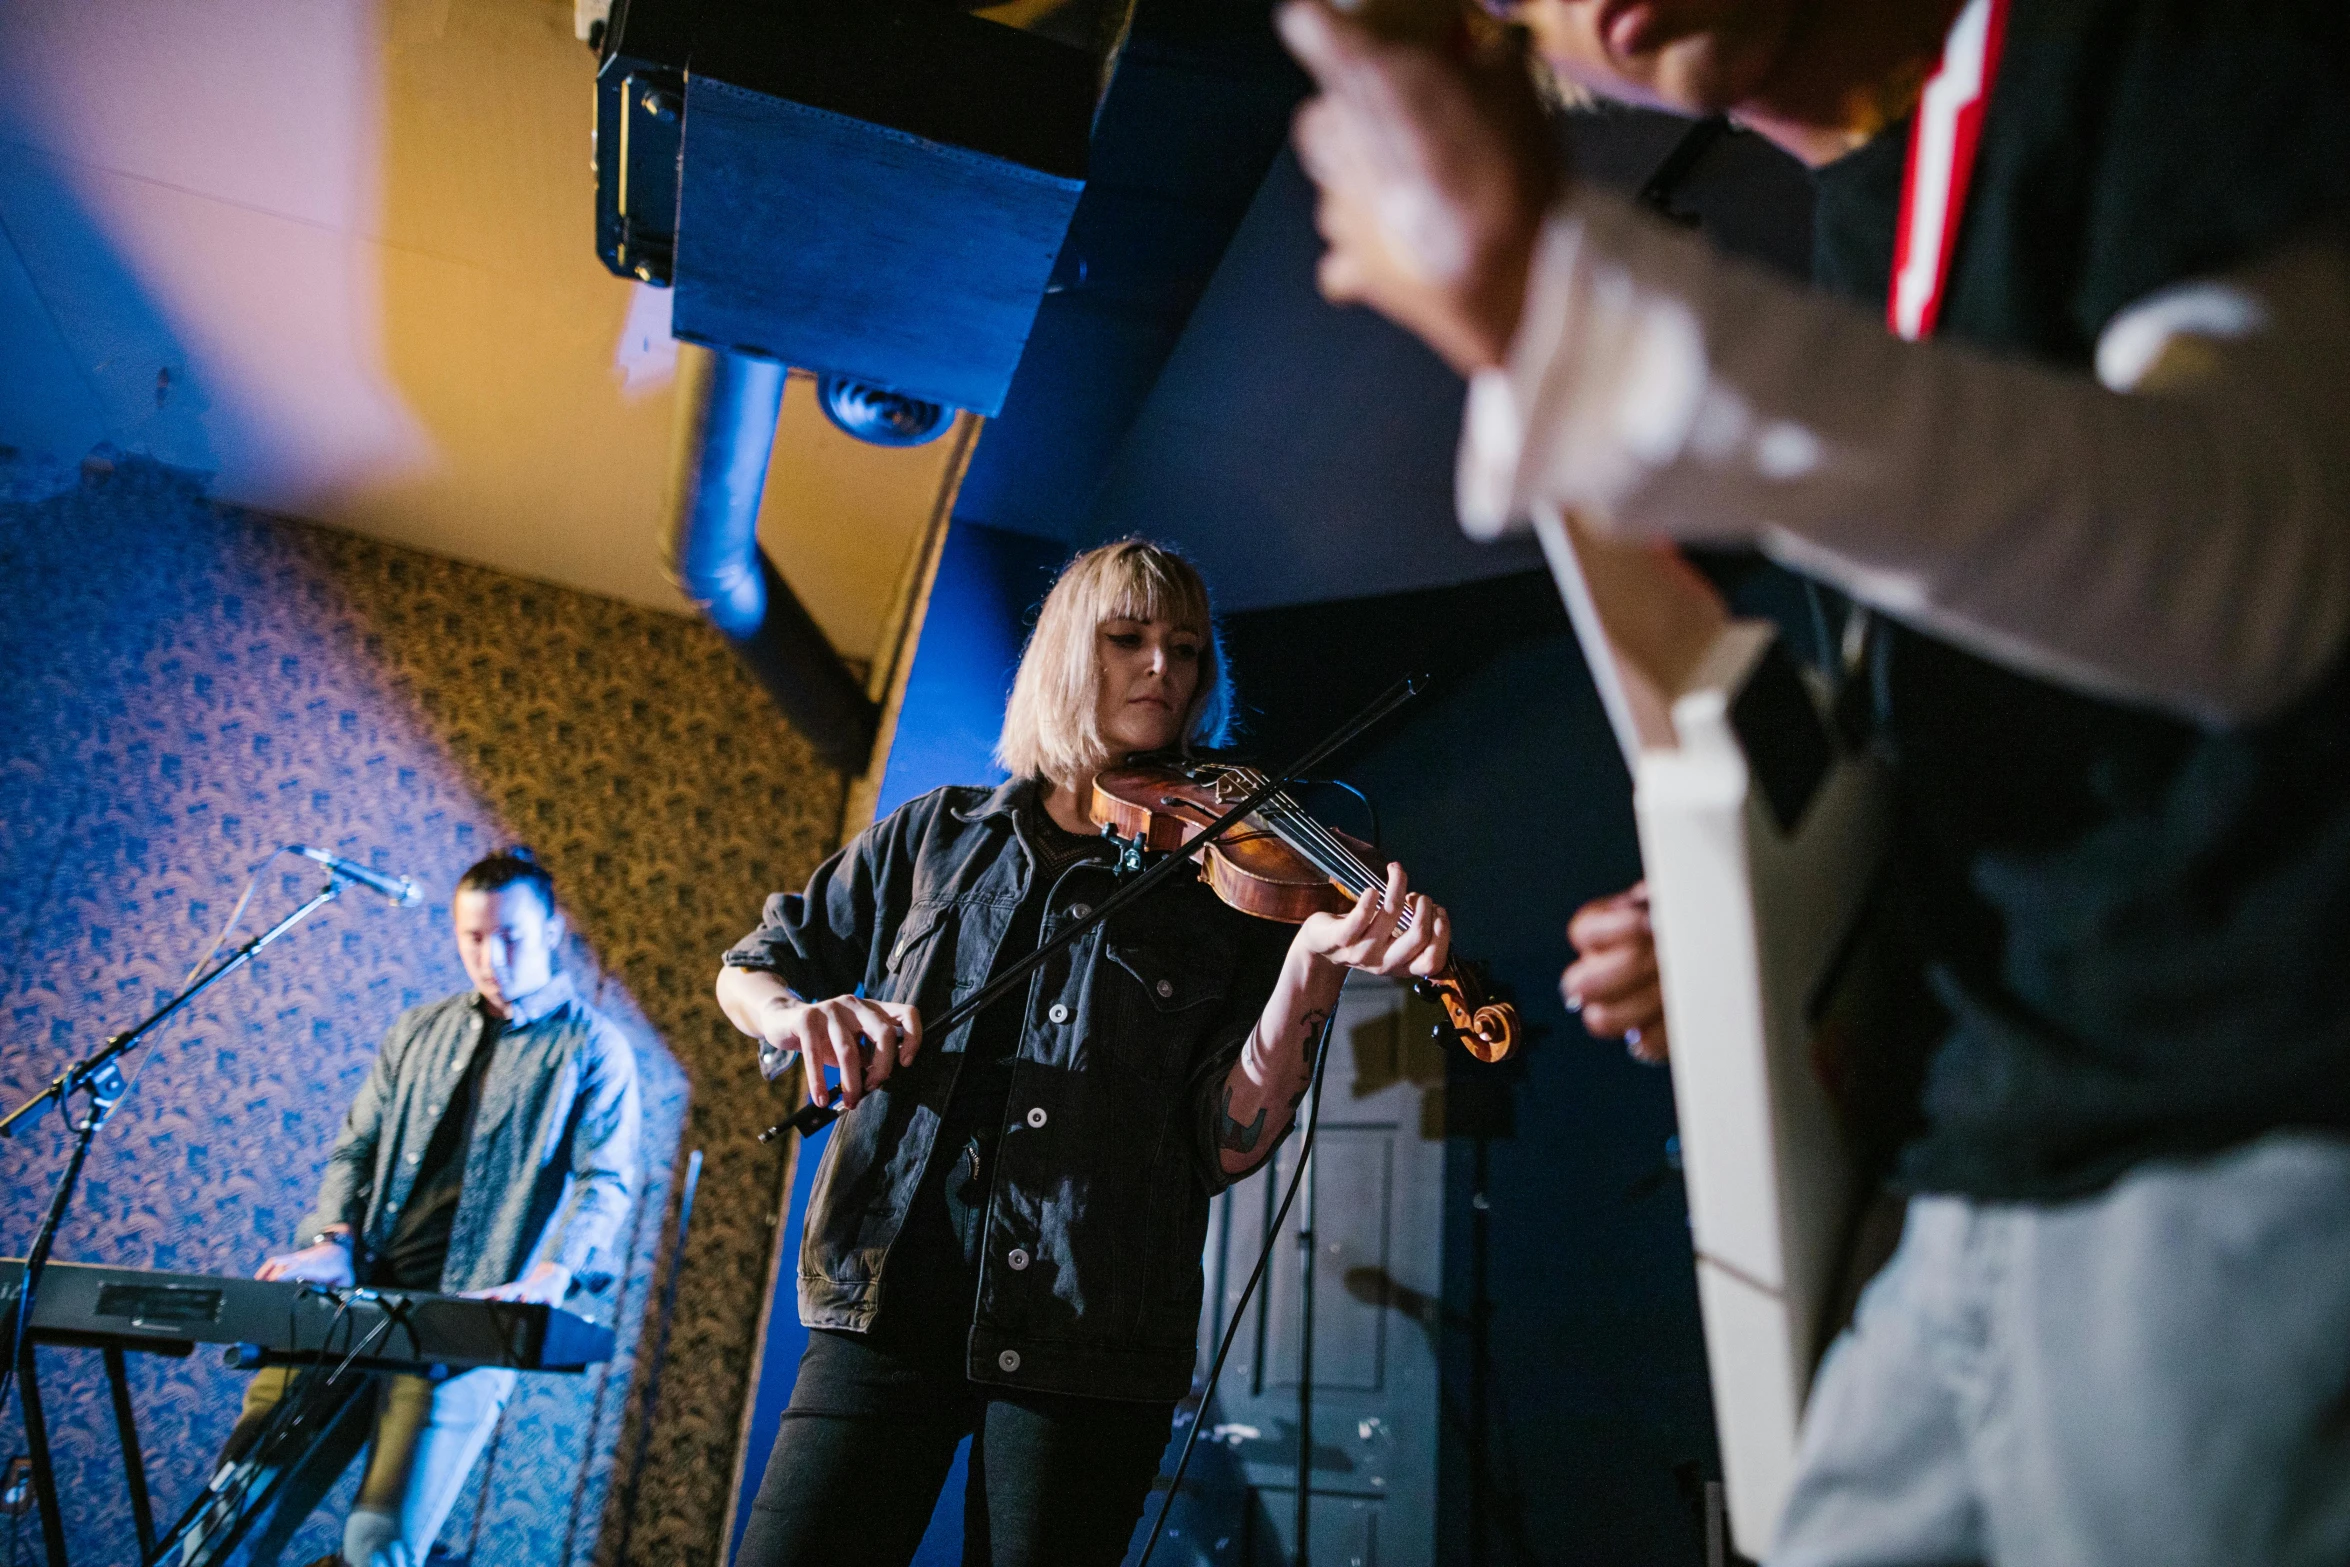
[995,539,1232,787]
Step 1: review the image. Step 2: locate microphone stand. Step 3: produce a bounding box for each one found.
[0,875,348,1558]
[761,672,1429,1142]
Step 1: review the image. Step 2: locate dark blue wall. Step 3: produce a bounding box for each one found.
[874,524,1076,813]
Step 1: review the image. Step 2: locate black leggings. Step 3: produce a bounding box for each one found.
[736,1328,1176,1567]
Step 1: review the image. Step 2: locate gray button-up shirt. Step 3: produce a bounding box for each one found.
[297,972,640,1296]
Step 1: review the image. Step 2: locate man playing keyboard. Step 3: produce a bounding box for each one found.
[205,846,639,1567]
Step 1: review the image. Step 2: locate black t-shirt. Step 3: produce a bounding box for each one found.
[876,802,1110,1347]
[1806,0,2350,1198]
[374,1012,501,1291]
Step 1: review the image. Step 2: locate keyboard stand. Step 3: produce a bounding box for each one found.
[7,1303,405,1567]
[14,1329,167,1566]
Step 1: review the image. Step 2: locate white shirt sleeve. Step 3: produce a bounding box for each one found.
[1459,189,2350,726]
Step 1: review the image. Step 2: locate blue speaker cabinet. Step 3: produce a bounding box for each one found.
[595,0,1098,416]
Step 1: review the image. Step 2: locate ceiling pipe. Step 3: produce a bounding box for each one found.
[663,343,879,773]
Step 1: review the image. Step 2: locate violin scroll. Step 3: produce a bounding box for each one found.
[1418,968,1519,1064]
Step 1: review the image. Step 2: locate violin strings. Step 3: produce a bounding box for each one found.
[1235,767,1381,893]
[1256,774,1386,895]
[1211,768,1492,1038]
[1229,766,1422,932]
[1275,803,1379,897]
[1229,767,1356,882]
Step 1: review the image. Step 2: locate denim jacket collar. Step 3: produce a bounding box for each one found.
[949,774,1041,826]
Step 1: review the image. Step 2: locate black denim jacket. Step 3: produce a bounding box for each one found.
[722,778,1296,1402]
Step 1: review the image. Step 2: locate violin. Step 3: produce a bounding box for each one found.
[1091,759,1520,1064]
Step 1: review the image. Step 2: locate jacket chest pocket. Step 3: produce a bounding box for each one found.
[881,900,967,1006]
[1100,927,1237,1079]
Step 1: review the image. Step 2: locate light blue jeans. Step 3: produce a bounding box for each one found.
[1772,1133,2350,1567]
[337,1366,516,1567]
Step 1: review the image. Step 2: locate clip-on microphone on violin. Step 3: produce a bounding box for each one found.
[756,672,1430,1144]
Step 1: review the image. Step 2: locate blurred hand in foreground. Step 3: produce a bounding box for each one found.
[1565,881,1668,1062]
[1279,0,1560,376]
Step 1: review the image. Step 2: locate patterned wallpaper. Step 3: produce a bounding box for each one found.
[0,453,844,1565]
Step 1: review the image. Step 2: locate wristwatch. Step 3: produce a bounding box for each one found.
[307,1231,354,1250]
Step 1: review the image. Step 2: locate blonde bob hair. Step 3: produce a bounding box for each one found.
[995,538,1233,787]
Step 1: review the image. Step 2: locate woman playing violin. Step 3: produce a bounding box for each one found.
[715,538,1456,1566]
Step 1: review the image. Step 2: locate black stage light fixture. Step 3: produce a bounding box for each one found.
[593,0,1108,419]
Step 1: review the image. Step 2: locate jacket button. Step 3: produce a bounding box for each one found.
[1068,902,1091,920]
[1155,979,1174,998]
[1008,1247,1030,1270]
[1047,1002,1070,1024]
[1025,1106,1048,1129]
[427,1101,441,1115]
[998,1349,1021,1373]
[405,1152,422,1165]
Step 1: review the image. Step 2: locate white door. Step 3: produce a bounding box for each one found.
[1156,976,1448,1566]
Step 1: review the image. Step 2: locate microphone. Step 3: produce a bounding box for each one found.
[292,846,423,906]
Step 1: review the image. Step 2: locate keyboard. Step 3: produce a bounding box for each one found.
[0,1258,614,1373]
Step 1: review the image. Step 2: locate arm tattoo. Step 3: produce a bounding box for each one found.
[1297,1006,1330,1044]
[1217,1085,1269,1154]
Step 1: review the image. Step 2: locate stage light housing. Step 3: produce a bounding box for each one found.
[593,0,1104,420]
